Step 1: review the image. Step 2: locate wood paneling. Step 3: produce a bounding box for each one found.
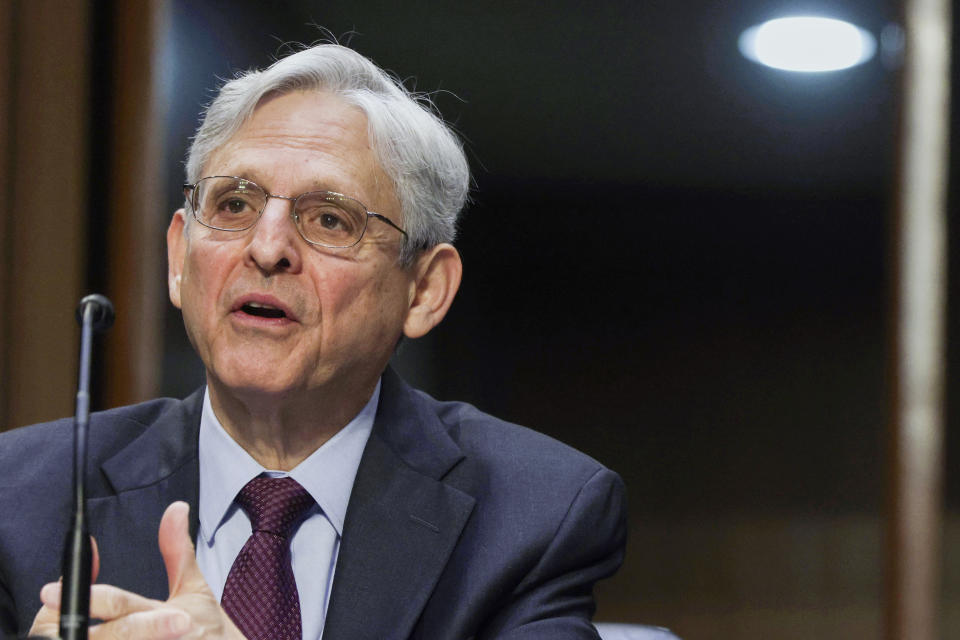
[103,0,167,408]
[0,1,14,426]
[1,0,90,429]
[887,0,952,638]
[0,0,168,430]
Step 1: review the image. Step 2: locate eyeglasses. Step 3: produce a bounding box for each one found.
[182,176,408,248]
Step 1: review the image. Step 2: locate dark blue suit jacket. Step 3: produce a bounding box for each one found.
[0,369,626,639]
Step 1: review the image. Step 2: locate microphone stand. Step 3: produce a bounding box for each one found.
[59,295,114,640]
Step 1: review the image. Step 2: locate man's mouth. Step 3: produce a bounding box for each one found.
[241,302,287,319]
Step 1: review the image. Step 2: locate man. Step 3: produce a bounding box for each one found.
[0,44,626,639]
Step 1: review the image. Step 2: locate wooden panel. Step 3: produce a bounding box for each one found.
[103,0,166,408]
[0,1,14,426]
[886,0,951,639]
[3,0,90,428]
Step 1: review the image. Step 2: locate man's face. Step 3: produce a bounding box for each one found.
[167,91,415,404]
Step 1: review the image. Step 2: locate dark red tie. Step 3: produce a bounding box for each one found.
[221,476,314,640]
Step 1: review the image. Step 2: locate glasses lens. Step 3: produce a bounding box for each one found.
[295,192,367,247]
[195,177,265,230]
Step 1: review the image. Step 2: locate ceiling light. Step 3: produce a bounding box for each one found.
[739,16,877,72]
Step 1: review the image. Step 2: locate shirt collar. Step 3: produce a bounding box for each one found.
[198,381,379,545]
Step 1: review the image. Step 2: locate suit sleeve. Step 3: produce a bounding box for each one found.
[477,467,628,639]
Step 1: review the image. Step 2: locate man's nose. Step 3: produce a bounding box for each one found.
[244,196,302,273]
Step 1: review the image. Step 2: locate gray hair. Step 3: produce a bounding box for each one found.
[185,44,470,265]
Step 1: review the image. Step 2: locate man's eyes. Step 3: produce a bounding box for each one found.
[319,211,348,229]
[302,206,355,232]
[215,195,257,215]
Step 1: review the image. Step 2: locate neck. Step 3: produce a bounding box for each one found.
[206,376,378,471]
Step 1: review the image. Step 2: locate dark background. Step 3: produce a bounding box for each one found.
[129,0,960,636]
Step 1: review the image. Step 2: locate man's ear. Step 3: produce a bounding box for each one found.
[167,209,187,310]
[403,243,463,339]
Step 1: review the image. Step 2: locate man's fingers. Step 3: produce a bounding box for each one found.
[27,599,60,638]
[158,502,206,596]
[90,584,166,621]
[88,607,191,640]
[38,582,61,610]
[40,581,165,620]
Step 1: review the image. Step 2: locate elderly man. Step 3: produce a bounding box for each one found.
[0,44,626,639]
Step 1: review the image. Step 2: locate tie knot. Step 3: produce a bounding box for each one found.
[236,476,313,537]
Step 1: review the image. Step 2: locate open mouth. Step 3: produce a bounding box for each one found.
[241,302,287,319]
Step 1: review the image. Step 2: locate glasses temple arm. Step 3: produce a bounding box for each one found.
[368,212,408,238]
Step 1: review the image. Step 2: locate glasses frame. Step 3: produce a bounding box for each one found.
[182,176,408,249]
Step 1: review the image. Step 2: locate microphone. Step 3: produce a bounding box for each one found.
[59,295,115,640]
[74,294,115,333]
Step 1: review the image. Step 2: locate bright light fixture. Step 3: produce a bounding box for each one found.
[739,16,877,72]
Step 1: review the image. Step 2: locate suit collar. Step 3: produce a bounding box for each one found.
[197,382,378,544]
[97,368,463,547]
[100,388,204,490]
[369,367,465,479]
[323,367,476,639]
[97,368,459,502]
[100,388,204,540]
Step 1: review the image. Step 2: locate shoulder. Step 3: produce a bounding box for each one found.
[399,386,627,635]
[410,388,624,526]
[430,392,605,478]
[0,394,200,490]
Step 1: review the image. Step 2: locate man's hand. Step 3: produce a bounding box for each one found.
[30,502,246,639]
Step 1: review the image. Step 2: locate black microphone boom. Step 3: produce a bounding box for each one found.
[60,295,114,640]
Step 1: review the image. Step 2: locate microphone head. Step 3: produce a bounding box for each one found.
[76,294,115,332]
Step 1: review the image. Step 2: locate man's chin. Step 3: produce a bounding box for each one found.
[205,362,308,399]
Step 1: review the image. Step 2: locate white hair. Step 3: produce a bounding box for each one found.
[185,44,470,264]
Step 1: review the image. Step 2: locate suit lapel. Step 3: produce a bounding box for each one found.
[323,369,476,640]
[90,390,203,599]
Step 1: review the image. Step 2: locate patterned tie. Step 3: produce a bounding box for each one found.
[221,476,314,640]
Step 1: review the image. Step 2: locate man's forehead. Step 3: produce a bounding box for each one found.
[202,91,400,215]
[215,92,370,157]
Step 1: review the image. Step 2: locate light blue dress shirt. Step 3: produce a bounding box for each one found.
[195,382,378,640]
